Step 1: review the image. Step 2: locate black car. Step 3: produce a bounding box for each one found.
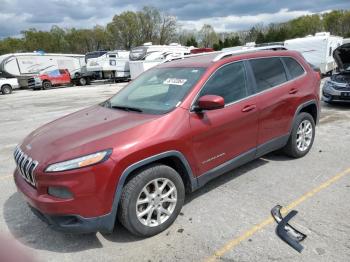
[323,43,350,103]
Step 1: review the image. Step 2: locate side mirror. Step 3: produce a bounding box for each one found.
[195,95,225,111]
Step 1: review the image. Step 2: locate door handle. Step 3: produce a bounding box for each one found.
[242,104,256,112]
[289,88,298,94]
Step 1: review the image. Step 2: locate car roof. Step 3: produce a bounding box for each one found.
[158,49,300,69]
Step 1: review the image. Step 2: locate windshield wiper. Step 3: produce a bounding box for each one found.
[111,105,143,113]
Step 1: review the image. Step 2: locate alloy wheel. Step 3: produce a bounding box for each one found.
[136,178,177,227]
[296,119,313,152]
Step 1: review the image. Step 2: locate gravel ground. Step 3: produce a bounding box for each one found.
[0,82,349,262]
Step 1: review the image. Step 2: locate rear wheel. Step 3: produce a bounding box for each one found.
[283,112,315,158]
[118,164,185,237]
[42,81,52,90]
[1,84,12,95]
[79,77,87,86]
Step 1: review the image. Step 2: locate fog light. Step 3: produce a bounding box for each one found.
[48,187,73,199]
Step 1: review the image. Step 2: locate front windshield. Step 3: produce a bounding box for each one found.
[104,67,206,114]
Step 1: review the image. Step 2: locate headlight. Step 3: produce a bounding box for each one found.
[324,81,335,91]
[45,149,112,172]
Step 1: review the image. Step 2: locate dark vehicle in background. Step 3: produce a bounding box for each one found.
[323,43,350,103]
[28,69,72,90]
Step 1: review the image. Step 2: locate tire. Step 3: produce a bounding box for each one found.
[1,84,12,95]
[118,164,185,237]
[79,77,87,86]
[283,112,315,158]
[42,81,52,90]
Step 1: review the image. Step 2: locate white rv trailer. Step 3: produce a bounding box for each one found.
[343,38,350,45]
[0,52,85,87]
[86,50,130,80]
[284,32,343,74]
[129,43,191,79]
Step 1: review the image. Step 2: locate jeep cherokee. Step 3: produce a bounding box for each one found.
[14,49,320,237]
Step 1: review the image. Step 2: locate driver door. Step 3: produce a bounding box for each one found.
[189,61,259,175]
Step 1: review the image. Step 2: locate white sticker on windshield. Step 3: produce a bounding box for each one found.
[163,78,187,86]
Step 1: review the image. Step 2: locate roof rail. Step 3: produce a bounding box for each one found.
[163,51,220,63]
[212,45,286,62]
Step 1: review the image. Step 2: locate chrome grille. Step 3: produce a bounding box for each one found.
[14,146,38,187]
[27,78,36,89]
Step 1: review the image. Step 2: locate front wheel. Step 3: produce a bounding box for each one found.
[283,112,315,158]
[118,164,185,237]
[1,84,12,95]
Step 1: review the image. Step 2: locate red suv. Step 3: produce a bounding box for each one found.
[14,49,320,236]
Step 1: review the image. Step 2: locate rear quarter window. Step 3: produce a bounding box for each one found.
[282,57,305,79]
[249,57,287,92]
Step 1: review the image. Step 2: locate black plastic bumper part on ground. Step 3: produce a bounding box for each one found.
[28,205,115,234]
[271,205,307,253]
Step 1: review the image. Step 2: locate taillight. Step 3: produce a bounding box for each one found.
[315,71,321,81]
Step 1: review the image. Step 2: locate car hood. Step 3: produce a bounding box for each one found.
[20,105,160,165]
[333,43,350,72]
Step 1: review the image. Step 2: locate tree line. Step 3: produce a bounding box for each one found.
[0,8,349,55]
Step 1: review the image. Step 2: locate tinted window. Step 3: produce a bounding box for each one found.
[198,62,248,105]
[250,58,287,92]
[282,57,305,79]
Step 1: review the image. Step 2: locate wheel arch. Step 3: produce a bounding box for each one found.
[1,83,12,89]
[108,151,198,228]
[292,100,319,131]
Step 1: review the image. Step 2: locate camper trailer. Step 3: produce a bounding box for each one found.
[86,50,130,81]
[284,32,343,74]
[129,43,191,79]
[0,52,86,87]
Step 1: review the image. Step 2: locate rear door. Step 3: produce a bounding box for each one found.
[190,61,259,175]
[248,56,305,153]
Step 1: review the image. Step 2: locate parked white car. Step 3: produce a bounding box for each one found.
[0,78,19,95]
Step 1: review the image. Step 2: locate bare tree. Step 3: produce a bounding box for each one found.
[159,14,177,44]
[137,6,161,44]
[198,24,218,48]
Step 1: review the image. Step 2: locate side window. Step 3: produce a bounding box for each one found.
[198,61,248,105]
[250,57,287,92]
[282,57,305,79]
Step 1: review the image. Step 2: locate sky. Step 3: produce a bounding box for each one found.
[0,0,349,38]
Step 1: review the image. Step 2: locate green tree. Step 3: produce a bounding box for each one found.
[0,37,25,54]
[255,32,265,44]
[137,6,161,44]
[186,36,198,47]
[107,11,140,49]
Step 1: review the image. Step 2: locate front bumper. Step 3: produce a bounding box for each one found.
[28,204,115,233]
[13,157,119,233]
[27,78,42,89]
[322,82,350,102]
